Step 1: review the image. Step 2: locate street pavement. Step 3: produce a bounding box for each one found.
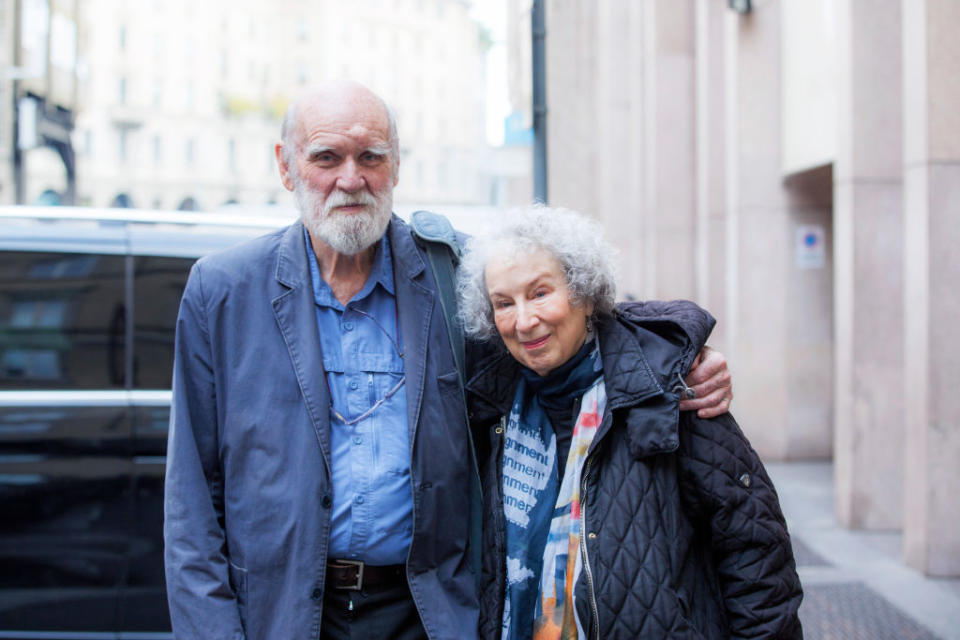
[766,461,960,640]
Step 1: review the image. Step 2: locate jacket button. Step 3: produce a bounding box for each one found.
[321,495,332,508]
[739,473,751,488]
[587,532,597,539]
[311,587,322,600]
[494,426,504,434]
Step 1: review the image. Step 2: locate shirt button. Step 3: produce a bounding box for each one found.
[355,495,364,505]
[344,321,354,331]
[353,436,362,445]
[349,380,359,390]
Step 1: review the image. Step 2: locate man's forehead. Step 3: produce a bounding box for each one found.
[302,121,388,146]
[295,93,390,144]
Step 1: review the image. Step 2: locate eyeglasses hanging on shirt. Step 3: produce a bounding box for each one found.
[325,305,405,426]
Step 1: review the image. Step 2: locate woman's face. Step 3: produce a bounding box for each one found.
[485,248,594,377]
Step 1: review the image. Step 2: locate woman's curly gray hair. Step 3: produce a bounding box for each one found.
[457,205,617,339]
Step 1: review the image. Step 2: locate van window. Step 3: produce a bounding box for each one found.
[133,255,195,389]
[0,251,126,389]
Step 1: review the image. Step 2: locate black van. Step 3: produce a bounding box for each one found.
[0,207,289,638]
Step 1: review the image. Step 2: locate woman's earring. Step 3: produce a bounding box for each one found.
[585,315,595,334]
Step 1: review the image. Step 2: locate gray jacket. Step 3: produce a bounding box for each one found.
[164,217,479,639]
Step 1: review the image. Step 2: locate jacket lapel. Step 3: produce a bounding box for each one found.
[271,221,332,471]
[388,217,433,444]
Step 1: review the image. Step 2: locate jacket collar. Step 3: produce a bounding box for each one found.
[275,220,308,289]
[385,214,427,282]
[275,216,424,288]
[302,227,397,311]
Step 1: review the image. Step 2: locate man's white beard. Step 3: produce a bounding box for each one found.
[295,180,393,255]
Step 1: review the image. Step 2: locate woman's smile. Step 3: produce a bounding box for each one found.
[522,335,550,350]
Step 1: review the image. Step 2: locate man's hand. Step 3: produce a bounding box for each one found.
[679,345,732,418]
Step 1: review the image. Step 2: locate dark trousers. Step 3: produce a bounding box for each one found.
[321,581,428,640]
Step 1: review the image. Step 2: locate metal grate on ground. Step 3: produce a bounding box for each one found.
[800,582,943,640]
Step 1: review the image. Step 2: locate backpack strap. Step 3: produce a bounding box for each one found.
[410,210,465,376]
[409,210,483,591]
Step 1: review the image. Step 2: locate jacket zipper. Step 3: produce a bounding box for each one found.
[495,415,509,623]
[578,456,600,640]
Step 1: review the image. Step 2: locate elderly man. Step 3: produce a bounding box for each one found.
[163,81,732,639]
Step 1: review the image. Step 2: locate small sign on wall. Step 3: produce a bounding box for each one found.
[796,225,826,269]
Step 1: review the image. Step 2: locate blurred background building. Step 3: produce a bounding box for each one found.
[2,0,80,207]
[2,0,523,210]
[537,0,958,578]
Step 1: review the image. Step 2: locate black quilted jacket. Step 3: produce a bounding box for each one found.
[466,301,803,639]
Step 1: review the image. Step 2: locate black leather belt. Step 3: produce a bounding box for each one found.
[326,559,406,591]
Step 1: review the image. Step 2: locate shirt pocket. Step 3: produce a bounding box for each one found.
[371,371,411,475]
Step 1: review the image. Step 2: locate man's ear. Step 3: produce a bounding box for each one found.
[276,143,295,191]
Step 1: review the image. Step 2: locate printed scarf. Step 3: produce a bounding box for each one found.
[501,340,605,640]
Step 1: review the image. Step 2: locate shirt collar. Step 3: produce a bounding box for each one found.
[304,226,396,309]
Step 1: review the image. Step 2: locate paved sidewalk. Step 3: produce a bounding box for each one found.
[766,461,960,640]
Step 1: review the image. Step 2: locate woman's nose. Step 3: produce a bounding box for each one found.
[515,303,539,332]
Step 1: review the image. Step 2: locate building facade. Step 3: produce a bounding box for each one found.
[543,0,959,576]
[5,0,491,210]
[2,0,81,206]
[0,0,12,204]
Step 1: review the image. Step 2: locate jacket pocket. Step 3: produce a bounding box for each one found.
[667,587,708,639]
[436,369,462,397]
[228,560,248,620]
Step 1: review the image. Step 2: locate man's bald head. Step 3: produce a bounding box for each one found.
[280,81,399,178]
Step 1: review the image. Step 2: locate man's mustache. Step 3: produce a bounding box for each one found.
[324,190,377,213]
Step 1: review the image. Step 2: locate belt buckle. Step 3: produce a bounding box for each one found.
[333,559,364,591]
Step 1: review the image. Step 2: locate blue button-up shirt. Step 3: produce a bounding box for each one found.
[305,228,412,565]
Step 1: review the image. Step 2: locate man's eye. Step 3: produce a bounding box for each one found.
[360,152,385,164]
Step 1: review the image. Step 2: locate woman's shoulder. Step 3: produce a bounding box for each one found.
[596,300,714,387]
[614,299,715,340]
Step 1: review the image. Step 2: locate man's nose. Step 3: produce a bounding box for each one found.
[335,159,365,192]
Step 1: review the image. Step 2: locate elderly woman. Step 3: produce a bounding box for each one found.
[458,207,802,640]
